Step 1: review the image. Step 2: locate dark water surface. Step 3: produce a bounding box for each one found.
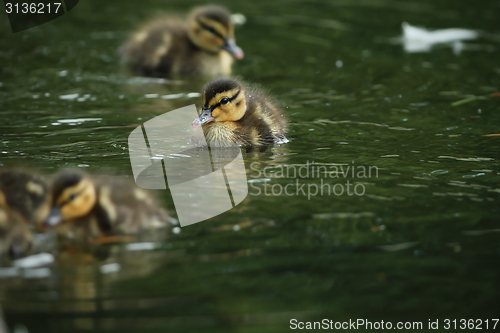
[1,0,500,332]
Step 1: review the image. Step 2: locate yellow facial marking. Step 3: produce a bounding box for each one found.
[189,16,229,53]
[208,88,240,107]
[198,17,228,39]
[57,178,96,220]
[206,88,246,122]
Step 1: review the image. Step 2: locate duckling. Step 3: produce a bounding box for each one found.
[191,79,288,147]
[0,190,33,259]
[44,170,172,243]
[0,169,50,226]
[120,5,244,77]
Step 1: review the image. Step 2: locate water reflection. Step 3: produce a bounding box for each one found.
[0,240,188,330]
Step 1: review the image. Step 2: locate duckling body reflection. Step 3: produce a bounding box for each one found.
[192,79,288,147]
[120,5,244,77]
[45,170,172,242]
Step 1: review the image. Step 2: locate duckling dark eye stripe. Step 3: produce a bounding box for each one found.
[60,188,85,206]
[210,90,241,110]
[229,90,240,102]
[197,19,224,39]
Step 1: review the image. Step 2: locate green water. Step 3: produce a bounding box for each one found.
[1,0,500,332]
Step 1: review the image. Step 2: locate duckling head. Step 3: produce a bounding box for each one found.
[188,6,244,59]
[192,79,247,127]
[45,170,97,227]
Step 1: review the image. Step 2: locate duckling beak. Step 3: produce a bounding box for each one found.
[192,108,215,127]
[43,207,62,228]
[223,38,244,59]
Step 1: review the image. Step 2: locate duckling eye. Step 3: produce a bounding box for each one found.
[220,97,230,105]
[68,193,77,201]
[207,26,217,34]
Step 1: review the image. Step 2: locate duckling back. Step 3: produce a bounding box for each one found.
[120,18,191,77]
[238,85,289,145]
[93,176,170,235]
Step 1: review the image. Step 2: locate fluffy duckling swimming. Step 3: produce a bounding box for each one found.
[44,170,172,242]
[120,5,244,77]
[191,79,288,147]
[0,169,50,226]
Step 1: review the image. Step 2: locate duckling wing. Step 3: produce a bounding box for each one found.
[244,93,289,145]
[96,179,170,235]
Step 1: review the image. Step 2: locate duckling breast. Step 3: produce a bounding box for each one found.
[199,122,245,147]
[196,51,233,76]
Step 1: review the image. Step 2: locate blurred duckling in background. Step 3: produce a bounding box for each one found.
[120,5,244,77]
[44,170,173,243]
[0,190,33,259]
[191,79,288,147]
[0,169,50,259]
[0,169,50,226]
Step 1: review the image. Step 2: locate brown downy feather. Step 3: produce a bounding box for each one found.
[193,79,288,148]
[0,190,33,258]
[0,169,50,226]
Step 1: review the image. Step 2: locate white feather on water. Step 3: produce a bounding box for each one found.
[401,22,479,54]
